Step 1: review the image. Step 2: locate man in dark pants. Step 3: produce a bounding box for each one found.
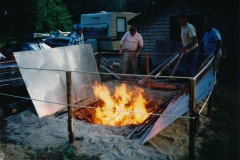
[178,14,199,77]
[119,25,143,77]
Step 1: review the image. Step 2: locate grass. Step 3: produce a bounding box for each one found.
[179,78,240,160]
[198,82,240,160]
[23,145,101,160]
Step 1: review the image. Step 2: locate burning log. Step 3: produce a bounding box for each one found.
[126,125,141,139]
[150,82,183,90]
[135,116,159,137]
[74,112,85,120]
[127,94,175,139]
[146,106,157,113]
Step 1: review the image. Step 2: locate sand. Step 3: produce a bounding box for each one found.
[0,79,211,160]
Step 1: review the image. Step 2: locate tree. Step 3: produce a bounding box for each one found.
[63,0,163,23]
[0,0,73,37]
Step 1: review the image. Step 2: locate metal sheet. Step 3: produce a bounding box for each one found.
[14,44,100,117]
[142,64,215,145]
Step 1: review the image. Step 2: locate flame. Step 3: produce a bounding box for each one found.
[92,82,149,126]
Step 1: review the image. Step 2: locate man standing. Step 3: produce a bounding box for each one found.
[201,20,222,70]
[178,14,199,77]
[119,25,143,76]
[68,23,84,46]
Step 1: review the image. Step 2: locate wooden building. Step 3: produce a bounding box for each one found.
[128,0,239,57]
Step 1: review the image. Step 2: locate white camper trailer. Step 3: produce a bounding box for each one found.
[81,12,139,51]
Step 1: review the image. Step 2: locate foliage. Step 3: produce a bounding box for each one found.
[63,0,163,22]
[0,0,73,36]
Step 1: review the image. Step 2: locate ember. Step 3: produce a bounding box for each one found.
[92,82,150,126]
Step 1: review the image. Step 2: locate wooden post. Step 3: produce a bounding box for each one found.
[145,54,151,88]
[188,78,196,160]
[67,72,75,144]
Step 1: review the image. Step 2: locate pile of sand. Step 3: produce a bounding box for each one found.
[0,80,211,159]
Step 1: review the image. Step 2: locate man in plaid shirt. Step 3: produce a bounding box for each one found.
[68,23,84,45]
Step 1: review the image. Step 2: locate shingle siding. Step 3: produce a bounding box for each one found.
[133,0,238,55]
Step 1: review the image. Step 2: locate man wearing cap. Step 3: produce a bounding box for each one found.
[119,25,143,76]
[68,23,84,45]
[178,14,199,77]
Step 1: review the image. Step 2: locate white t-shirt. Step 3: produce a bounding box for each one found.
[181,23,198,52]
[120,31,143,51]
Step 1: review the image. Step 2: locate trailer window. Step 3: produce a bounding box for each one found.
[117,18,126,32]
[117,18,126,39]
[83,24,108,36]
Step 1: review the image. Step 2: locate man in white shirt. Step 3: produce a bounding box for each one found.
[178,14,199,77]
[119,25,143,75]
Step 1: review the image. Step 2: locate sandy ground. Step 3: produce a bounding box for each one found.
[0,79,211,160]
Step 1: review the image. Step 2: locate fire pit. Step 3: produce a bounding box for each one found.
[72,80,176,138]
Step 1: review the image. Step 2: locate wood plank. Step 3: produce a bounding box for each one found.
[100,64,121,79]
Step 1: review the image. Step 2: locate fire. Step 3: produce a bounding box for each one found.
[92,82,149,126]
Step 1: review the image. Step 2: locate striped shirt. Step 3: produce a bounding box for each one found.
[68,32,84,45]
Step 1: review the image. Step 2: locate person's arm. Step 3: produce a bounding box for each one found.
[82,35,84,44]
[179,36,198,54]
[213,40,222,58]
[136,34,143,57]
[119,33,127,54]
[119,44,123,54]
[68,37,75,46]
[136,46,143,57]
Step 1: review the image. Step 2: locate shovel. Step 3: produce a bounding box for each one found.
[154,52,179,78]
[170,52,185,77]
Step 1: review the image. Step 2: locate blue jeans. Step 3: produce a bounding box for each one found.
[184,46,199,77]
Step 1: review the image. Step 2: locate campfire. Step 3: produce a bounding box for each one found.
[73,82,158,126]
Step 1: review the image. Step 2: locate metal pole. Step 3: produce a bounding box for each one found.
[188,78,196,160]
[97,52,101,72]
[207,85,215,117]
[145,54,151,88]
[67,72,75,144]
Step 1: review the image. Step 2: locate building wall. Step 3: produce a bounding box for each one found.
[136,0,238,56]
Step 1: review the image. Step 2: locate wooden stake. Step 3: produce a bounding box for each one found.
[145,54,151,88]
[67,72,75,144]
[188,78,196,160]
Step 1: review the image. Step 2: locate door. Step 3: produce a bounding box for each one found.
[170,14,204,43]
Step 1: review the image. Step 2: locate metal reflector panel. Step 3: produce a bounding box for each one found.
[14,44,100,117]
[142,61,215,145]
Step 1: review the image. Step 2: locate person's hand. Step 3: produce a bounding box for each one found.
[136,52,139,58]
[179,47,186,54]
[119,49,123,54]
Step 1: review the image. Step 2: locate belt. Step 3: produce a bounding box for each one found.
[125,49,138,53]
